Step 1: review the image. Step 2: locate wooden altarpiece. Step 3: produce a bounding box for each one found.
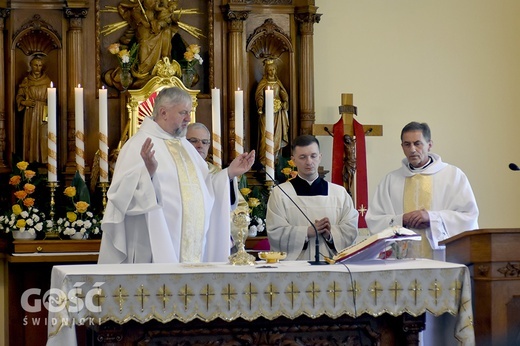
[0,0,321,183]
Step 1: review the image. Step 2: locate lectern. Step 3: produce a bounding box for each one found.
[440,228,520,346]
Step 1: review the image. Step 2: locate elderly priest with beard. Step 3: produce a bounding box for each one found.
[99,87,255,264]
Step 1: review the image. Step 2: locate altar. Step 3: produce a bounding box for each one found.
[46,259,474,345]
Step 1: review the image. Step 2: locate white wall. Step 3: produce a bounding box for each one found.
[314,0,520,228]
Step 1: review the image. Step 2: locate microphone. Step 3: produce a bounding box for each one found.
[509,163,520,171]
[264,169,329,265]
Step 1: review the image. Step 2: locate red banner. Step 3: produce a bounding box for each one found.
[353,119,368,228]
[331,118,344,185]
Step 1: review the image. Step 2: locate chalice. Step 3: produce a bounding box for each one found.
[229,210,256,265]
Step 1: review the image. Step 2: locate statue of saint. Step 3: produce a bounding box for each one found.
[105,0,180,89]
[255,60,289,166]
[16,55,52,163]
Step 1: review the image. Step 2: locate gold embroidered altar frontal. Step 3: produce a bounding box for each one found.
[46,259,474,345]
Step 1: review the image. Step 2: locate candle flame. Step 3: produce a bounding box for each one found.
[102,85,105,90]
[50,81,54,88]
[77,84,81,88]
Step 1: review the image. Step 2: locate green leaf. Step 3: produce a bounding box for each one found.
[71,171,90,204]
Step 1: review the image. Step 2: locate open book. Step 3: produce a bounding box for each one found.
[325,227,421,264]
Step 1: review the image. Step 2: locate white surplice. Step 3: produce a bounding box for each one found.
[366,153,479,260]
[98,117,235,264]
[266,180,358,261]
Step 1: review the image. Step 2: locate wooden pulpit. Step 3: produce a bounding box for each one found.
[440,228,520,346]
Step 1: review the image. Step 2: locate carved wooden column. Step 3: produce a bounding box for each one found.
[295,11,321,135]
[0,8,9,172]
[64,8,88,174]
[222,7,249,162]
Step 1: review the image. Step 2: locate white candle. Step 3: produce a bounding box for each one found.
[234,88,244,156]
[47,82,57,182]
[265,87,275,181]
[74,84,85,180]
[99,86,109,182]
[211,88,221,168]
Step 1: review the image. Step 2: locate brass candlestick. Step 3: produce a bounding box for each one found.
[98,181,110,213]
[45,181,60,239]
[264,179,275,192]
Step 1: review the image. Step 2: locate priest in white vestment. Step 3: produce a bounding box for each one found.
[98,87,255,264]
[366,121,479,261]
[267,135,358,261]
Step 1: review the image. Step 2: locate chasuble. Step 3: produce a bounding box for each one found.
[99,117,235,264]
[366,153,479,260]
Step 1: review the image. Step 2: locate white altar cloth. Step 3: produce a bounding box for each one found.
[46,259,474,345]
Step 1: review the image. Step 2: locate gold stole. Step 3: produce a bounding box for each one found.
[403,174,433,259]
[165,139,205,262]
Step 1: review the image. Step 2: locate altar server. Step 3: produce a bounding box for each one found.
[266,135,358,261]
[366,121,479,261]
[99,87,254,264]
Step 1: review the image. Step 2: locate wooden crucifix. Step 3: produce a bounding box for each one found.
[312,93,382,226]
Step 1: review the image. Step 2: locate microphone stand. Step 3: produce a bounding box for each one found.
[265,170,328,265]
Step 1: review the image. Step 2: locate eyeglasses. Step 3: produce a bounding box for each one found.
[187,137,211,145]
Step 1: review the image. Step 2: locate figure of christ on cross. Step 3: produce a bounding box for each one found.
[312,93,382,228]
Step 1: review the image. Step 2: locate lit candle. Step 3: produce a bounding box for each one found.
[74,84,85,180]
[265,87,275,181]
[99,86,109,182]
[47,82,57,182]
[234,88,244,156]
[211,88,221,169]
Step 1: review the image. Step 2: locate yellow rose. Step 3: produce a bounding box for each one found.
[24,183,36,195]
[188,44,200,54]
[23,198,35,207]
[287,160,296,168]
[12,204,22,215]
[183,50,195,62]
[108,43,120,55]
[64,186,77,198]
[24,170,36,180]
[281,167,292,176]
[16,161,29,171]
[118,49,129,59]
[75,201,89,213]
[67,211,77,222]
[240,188,252,196]
[9,175,21,186]
[16,219,26,229]
[290,171,298,179]
[248,198,261,208]
[14,190,28,200]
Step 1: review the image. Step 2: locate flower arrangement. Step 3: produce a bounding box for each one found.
[108,42,139,70]
[0,161,50,238]
[180,44,203,71]
[281,159,298,180]
[57,172,101,239]
[239,176,268,237]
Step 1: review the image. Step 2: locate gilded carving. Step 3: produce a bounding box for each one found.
[64,8,89,19]
[222,7,250,22]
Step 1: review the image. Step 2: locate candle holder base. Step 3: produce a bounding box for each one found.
[46,181,60,240]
